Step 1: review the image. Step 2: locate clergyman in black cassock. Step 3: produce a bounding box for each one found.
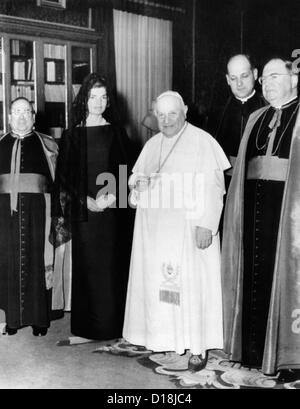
[222,58,300,380]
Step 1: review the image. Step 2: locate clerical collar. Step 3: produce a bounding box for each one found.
[11,130,34,139]
[272,96,298,110]
[236,90,256,103]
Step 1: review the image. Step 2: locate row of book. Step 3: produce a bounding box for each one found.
[44,43,65,59]
[10,82,82,102]
[11,85,34,101]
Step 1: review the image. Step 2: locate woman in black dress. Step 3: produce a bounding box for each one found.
[53,74,134,341]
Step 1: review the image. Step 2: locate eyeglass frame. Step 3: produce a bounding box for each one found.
[258,73,293,85]
[10,108,34,117]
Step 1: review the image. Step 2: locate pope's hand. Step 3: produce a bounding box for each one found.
[87,196,103,212]
[195,226,212,249]
[134,176,150,192]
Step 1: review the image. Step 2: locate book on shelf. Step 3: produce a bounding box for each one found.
[13,61,26,81]
[11,39,20,55]
[45,60,64,83]
[12,59,34,81]
[27,59,33,81]
[46,61,56,82]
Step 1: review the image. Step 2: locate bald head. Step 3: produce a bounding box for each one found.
[154,91,187,138]
[226,54,258,99]
[227,54,253,72]
[9,97,35,136]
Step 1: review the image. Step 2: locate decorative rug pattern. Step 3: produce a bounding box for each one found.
[93,339,300,389]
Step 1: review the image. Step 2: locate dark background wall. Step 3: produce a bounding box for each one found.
[2,0,300,136]
[0,0,89,26]
[192,0,300,133]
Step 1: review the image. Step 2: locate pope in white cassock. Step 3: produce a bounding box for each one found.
[122,91,230,370]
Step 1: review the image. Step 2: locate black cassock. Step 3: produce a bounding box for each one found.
[211,93,265,240]
[216,92,265,158]
[242,98,299,367]
[215,92,265,189]
[0,132,52,330]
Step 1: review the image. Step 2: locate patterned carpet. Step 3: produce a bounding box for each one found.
[92,339,300,389]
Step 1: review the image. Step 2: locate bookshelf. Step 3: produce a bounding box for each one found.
[44,43,66,137]
[0,18,97,137]
[10,40,35,103]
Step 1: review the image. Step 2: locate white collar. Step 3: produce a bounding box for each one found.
[235,89,256,103]
[272,96,298,109]
[11,130,33,139]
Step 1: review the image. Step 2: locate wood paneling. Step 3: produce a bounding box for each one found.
[0,0,90,27]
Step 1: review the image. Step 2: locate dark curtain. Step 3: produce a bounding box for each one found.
[172,12,192,105]
[93,5,122,126]
[93,5,117,93]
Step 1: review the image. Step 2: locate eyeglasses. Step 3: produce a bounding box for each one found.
[258,73,291,85]
[11,109,33,117]
[11,109,33,116]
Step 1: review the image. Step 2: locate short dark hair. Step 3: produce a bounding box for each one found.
[227,54,256,73]
[72,73,110,126]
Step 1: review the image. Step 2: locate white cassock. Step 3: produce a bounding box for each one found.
[123,122,230,355]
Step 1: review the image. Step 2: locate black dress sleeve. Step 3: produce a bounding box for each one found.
[51,126,88,246]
